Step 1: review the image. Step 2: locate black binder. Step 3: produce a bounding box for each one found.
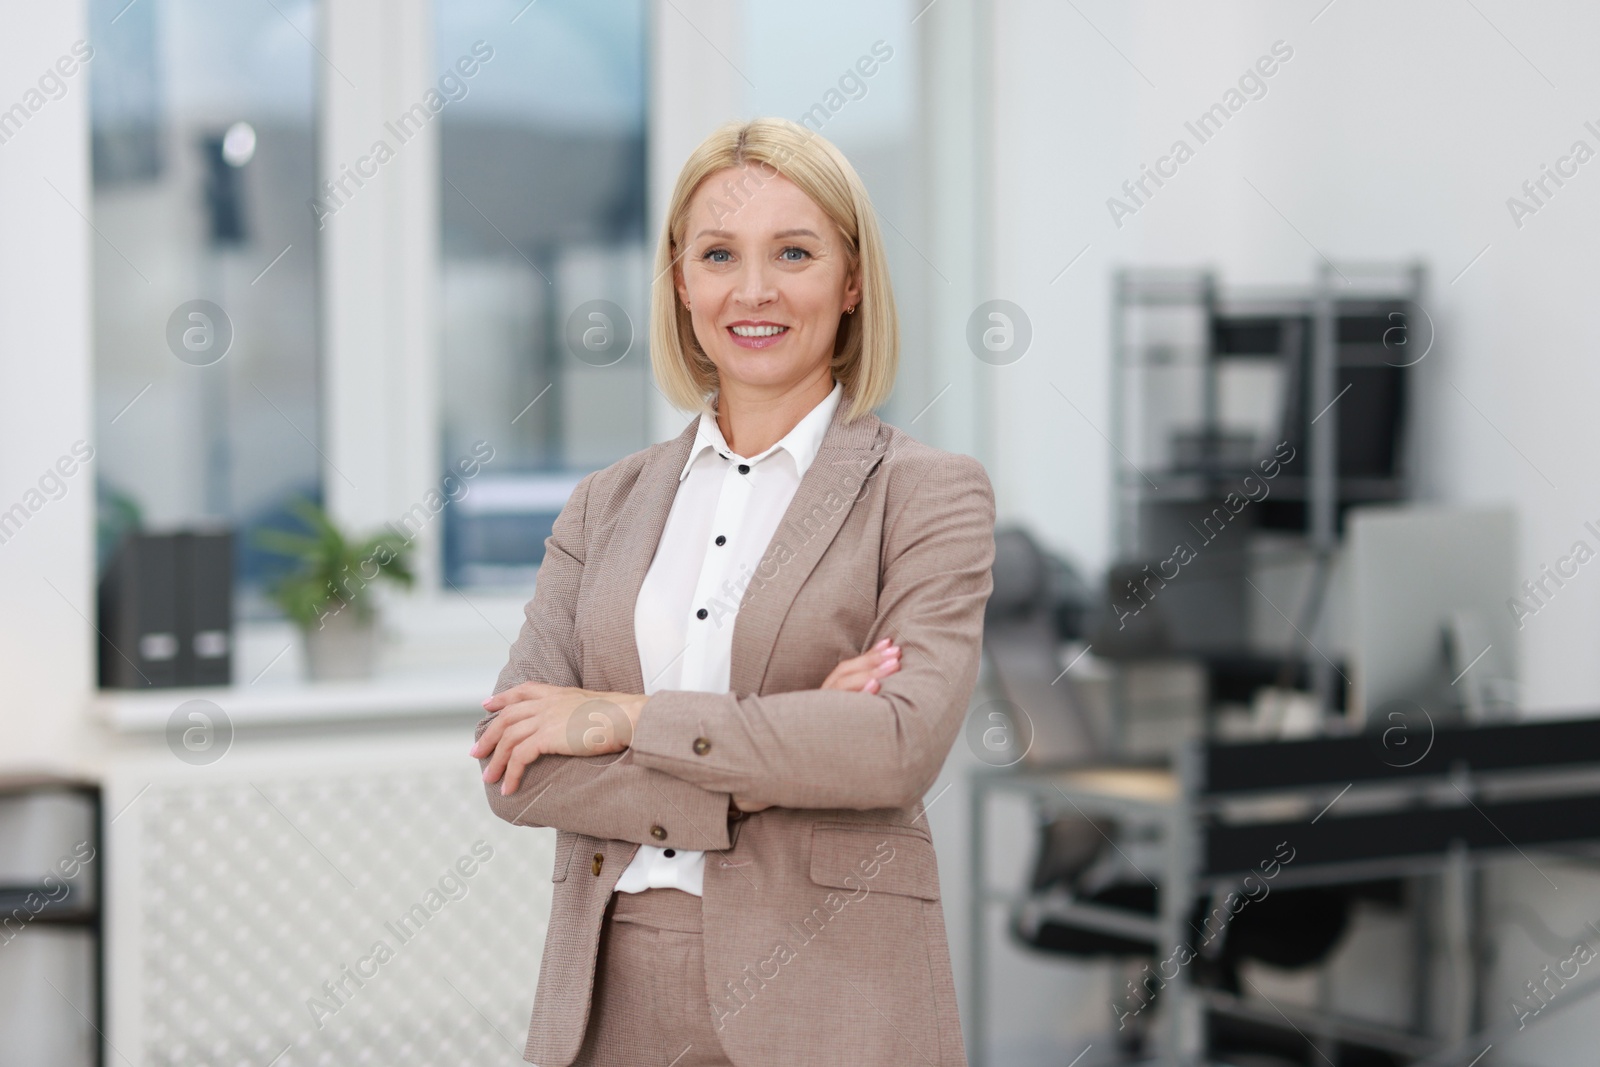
[98,529,233,688]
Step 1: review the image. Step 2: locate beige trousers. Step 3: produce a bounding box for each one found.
[570,888,735,1066]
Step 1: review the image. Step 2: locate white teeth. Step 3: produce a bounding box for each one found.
[730,324,787,337]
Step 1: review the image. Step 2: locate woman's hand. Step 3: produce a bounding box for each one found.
[821,636,901,695]
[732,638,902,813]
[472,683,647,796]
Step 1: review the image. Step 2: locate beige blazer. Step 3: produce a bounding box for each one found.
[476,397,995,1066]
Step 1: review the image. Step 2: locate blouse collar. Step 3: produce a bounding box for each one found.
[679,378,843,482]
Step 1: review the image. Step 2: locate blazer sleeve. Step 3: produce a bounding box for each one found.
[628,453,996,811]
[474,470,733,851]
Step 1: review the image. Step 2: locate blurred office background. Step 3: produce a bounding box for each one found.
[2,1,1600,1064]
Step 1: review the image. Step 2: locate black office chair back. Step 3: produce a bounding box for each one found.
[984,526,1101,767]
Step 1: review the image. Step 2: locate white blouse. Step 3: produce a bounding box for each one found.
[616,378,844,895]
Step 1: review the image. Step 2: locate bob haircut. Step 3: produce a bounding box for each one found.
[649,117,898,424]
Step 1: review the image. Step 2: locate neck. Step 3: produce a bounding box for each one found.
[715,369,835,457]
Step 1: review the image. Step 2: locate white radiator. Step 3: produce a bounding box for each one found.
[105,730,556,1066]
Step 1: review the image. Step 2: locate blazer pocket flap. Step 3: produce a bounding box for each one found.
[809,824,940,901]
[551,829,576,882]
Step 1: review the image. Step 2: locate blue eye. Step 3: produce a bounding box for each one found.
[702,248,731,263]
[781,247,810,262]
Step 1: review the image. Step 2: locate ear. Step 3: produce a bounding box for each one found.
[674,260,690,311]
[843,264,863,311]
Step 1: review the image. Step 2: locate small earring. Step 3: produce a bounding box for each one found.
[846,305,855,315]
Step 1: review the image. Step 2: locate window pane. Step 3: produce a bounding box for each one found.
[436,1,650,589]
[89,0,322,616]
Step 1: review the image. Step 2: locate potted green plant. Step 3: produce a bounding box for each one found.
[254,496,415,681]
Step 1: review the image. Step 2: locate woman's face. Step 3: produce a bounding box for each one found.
[675,164,860,397]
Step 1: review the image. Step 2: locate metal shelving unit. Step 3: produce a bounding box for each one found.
[0,774,104,1067]
[1108,260,1427,726]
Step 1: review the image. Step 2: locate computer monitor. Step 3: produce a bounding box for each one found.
[1348,504,1519,727]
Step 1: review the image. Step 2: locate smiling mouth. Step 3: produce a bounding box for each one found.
[729,324,788,337]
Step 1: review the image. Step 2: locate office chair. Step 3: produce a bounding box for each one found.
[982,528,1353,1055]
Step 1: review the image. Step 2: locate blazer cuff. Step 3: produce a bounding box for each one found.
[627,754,735,850]
[632,689,728,779]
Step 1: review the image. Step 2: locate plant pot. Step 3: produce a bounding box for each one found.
[301,607,378,681]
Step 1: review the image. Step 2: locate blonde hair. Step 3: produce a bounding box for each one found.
[649,117,898,423]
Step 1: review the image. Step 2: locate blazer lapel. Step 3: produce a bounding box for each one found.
[599,417,701,696]
[730,403,888,695]
[599,398,890,698]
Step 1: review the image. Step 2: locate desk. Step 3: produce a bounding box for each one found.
[966,716,1600,1066]
[968,763,1196,1066]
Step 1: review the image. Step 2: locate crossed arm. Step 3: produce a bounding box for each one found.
[472,456,996,842]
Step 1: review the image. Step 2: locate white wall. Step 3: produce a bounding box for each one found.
[990,0,1600,716]
[0,0,96,769]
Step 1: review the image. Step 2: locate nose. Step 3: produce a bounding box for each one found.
[732,257,777,308]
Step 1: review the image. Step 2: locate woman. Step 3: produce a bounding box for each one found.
[471,116,994,1067]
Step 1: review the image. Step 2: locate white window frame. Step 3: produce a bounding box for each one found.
[318,0,443,593]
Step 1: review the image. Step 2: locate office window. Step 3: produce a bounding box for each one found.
[89,0,322,615]
[436,1,650,589]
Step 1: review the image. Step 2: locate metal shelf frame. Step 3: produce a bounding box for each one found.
[0,774,104,1067]
[1108,260,1428,723]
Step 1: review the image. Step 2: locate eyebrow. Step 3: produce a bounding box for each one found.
[691,228,823,242]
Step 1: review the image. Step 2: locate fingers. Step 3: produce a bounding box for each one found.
[481,680,553,713]
[831,639,889,678]
[857,639,896,662]
[482,715,541,789]
[471,692,549,756]
[821,640,901,692]
[499,737,542,795]
[479,719,516,782]
[858,640,900,685]
[472,717,499,757]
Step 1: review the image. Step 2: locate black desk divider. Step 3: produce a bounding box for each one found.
[1200,715,1600,794]
[1196,714,1600,881]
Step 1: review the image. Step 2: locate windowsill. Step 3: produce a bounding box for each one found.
[94,592,528,732]
[94,667,493,732]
